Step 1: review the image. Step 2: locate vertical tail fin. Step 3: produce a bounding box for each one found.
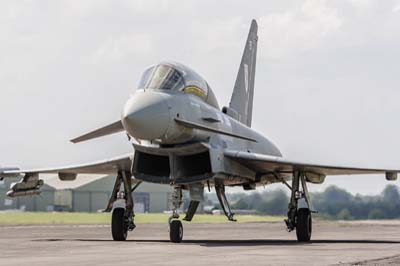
[229,19,258,127]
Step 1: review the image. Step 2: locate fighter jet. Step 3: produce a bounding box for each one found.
[1,19,399,243]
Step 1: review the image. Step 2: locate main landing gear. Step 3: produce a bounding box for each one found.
[284,171,315,242]
[168,184,203,243]
[112,207,129,241]
[104,171,141,241]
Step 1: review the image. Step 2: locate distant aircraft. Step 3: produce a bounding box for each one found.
[1,19,399,243]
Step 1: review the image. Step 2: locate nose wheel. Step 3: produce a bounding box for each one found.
[168,186,184,243]
[169,220,183,243]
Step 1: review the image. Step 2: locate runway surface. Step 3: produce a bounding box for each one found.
[1,220,400,266]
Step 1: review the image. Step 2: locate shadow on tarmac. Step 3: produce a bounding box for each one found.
[33,238,400,247]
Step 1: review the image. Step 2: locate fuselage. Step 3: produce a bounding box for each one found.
[120,62,282,186]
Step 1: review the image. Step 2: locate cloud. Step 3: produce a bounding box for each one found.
[348,0,374,10]
[88,33,154,64]
[393,2,400,12]
[1,0,400,195]
[257,0,342,59]
[192,17,245,53]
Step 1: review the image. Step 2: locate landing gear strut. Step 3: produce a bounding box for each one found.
[215,183,236,221]
[285,171,314,242]
[169,186,183,243]
[105,171,140,241]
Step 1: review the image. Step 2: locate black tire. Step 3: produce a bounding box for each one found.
[112,208,128,241]
[296,208,312,242]
[169,220,183,243]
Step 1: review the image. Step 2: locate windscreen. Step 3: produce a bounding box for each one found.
[138,64,184,91]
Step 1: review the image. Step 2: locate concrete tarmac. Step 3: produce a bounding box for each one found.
[1,220,400,266]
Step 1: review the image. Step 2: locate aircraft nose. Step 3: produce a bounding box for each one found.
[121,92,171,140]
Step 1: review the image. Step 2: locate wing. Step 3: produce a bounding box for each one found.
[224,150,399,179]
[0,153,133,197]
[70,120,125,143]
[0,153,133,178]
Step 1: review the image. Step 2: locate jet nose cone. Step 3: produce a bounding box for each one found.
[122,92,170,140]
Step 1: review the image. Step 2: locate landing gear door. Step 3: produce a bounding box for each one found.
[210,147,255,180]
[208,148,224,174]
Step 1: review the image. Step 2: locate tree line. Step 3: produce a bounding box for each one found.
[206,185,400,220]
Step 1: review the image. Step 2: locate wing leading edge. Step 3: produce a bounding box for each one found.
[70,120,125,144]
[0,153,133,178]
[224,150,399,179]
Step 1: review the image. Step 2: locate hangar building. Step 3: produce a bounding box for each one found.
[0,177,54,212]
[0,175,172,213]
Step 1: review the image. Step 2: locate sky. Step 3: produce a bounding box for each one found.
[1,0,400,195]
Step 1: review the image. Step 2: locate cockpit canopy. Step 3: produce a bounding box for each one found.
[137,62,219,108]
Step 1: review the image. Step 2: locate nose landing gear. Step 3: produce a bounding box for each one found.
[169,220,183,243]
[168,187,183,243]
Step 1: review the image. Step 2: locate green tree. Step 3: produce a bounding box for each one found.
[232,193,263,210]
[382,185,400,203]
[313,186,353,217]
[337,208,353,220]
[368,208,384,219]
[256,190,288,215]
